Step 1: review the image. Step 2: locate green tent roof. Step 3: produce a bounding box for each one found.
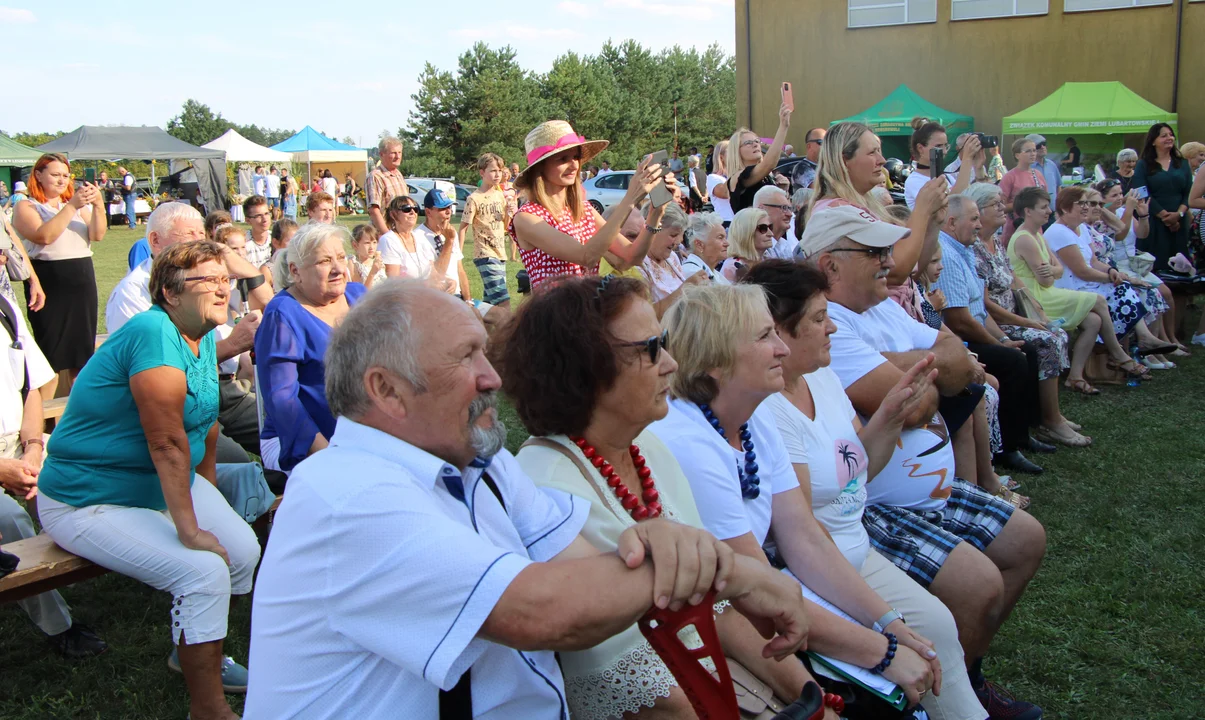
[835,84,973,136]
[0,134,41,167]
[1002,82,1176,135]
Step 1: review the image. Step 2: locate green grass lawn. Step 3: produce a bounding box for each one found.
[2,217,1203,718]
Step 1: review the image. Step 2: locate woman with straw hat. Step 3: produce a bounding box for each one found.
[509,120,671,290]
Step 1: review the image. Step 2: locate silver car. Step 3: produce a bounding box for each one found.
[583,171,689,214]
[406,177,458,215]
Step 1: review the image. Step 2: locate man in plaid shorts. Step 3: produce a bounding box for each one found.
[798,206,1047,720]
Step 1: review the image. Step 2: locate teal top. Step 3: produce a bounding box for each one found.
[39,306,219,510]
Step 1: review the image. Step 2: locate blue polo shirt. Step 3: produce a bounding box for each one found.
[933,231,987,325]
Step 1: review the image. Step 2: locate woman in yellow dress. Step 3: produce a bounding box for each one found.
[1008,186,1139,394]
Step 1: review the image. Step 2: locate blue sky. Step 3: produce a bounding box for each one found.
[1,0,735,146]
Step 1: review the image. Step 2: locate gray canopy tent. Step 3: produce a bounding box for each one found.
[38,126,228,212]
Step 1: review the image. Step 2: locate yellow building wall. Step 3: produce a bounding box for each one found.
[736,0,1202,153]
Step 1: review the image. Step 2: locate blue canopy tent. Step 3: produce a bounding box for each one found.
[270,126,369,187]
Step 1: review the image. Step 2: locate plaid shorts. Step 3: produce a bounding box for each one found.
[474,257,510,305]
[862,478,1014,588]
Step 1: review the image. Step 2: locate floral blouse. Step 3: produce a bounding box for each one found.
[972,233,1017,312]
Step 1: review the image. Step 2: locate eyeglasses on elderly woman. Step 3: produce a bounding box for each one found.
[614,329,670,364]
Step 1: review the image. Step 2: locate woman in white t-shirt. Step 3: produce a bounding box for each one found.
[706,140,734,222]
[740,262,995,720]
[903,118,982,210]
[378,195,454,290]
[653,283,942,710]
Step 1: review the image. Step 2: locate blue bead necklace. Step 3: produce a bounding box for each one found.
[699,403,760,500]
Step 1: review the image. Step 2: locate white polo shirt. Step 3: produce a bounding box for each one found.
[0,294,54,435]
[246,417,589,719]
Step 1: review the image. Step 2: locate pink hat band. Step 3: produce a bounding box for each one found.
[527,133,587,164]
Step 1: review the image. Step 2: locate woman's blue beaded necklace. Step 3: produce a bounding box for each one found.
[699,403,760,500]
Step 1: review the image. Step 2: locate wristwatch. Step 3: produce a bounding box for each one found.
[873,608,906,633]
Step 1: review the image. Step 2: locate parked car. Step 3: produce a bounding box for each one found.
[406,177,458,215]
[583,171,689,213]
[455,184,477,215]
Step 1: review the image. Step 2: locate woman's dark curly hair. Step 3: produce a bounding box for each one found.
[490,275,650,437]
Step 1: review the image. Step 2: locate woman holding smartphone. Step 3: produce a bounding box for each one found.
[509,120,670,291]
[724,96,791,214]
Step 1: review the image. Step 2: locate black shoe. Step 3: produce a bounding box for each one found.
[974,678,1044,719]
[49,622,108,659]
[1024,436,1057,454]
[995,450,1044,475]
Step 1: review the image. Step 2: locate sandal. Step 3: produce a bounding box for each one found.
[1062,418,1083,432]
[1106,359,1153,380]
[999,475,1021,491]
[1136,342,1178,357]
[1065,378,1101,395]
[1035,424,1092,448]
[995,487,1031,510]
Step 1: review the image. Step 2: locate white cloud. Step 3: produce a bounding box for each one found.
[452,24,583,43]
[0,7,36,23]
[558,1,595,18]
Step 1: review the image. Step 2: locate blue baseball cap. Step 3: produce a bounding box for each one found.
[424,188,454,209]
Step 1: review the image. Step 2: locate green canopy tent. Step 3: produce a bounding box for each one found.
[1002,81,1177,156]
[0,134,41,194]
[834,84,974,160]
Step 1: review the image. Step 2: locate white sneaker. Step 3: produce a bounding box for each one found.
[1193,333,1205,347]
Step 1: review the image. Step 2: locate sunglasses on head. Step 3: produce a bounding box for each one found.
[615,329,670,364]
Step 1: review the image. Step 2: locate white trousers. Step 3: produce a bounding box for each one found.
[37,477,260,645]
[861,550,988,720]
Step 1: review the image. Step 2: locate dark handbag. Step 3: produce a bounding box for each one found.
[800,655,921,719]
[516,268,531,294]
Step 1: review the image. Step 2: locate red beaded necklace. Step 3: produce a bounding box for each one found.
[571,436,663,520]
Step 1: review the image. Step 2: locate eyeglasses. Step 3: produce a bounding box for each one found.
[1075,201,1102,208]
[830,246,894,262]
[394,205,418,214]
[615,329,670,364]
[183,274,232,290]
[755,223,772,233]
[740,140,762,148]
[806,138,824,146]
[248,213,272,221]
[763,203,792,212]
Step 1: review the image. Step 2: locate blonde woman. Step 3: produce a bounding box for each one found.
[719,207,772,283]
[509,120,669,290]
[725,99,791,214]
[810,122,949,290]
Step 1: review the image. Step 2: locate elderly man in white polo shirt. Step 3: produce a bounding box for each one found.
[755,185,797,260]
[246,280,810,719]
[797,207,1047,719]
[106,202,269,461]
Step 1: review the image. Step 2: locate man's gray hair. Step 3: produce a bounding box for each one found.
[271,222,350,290]
[147,202,203,238]
[602,203,631,221]
[964,182,1003,210]
[325,279,428,420]
[378,135,403,154]
[644,199,688,231]
[684,212,723,249]
[753,184,789,208]
[1116,148,1138,164]
[946,193,974,219]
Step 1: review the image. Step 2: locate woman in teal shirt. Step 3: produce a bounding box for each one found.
[38,241,260,720]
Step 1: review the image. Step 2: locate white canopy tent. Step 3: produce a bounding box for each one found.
[201,129,292,163]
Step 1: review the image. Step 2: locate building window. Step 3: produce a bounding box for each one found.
[952,0,1048,20]
[1064,0,1171,12]
[848,0,937,28]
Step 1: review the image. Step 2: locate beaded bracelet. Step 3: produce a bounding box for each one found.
[872,631,898,674]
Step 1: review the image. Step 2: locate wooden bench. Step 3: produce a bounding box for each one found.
[42,397,68,422]
[0,497,282,605]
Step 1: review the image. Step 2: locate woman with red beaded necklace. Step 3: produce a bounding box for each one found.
[498,276,843,720]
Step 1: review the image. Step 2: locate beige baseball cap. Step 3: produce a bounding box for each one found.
[796,205,910,259]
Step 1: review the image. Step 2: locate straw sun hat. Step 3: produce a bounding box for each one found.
[514,120,608,189]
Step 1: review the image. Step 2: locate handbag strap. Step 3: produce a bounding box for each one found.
[519,437,617,514]
[0,297,28,403]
